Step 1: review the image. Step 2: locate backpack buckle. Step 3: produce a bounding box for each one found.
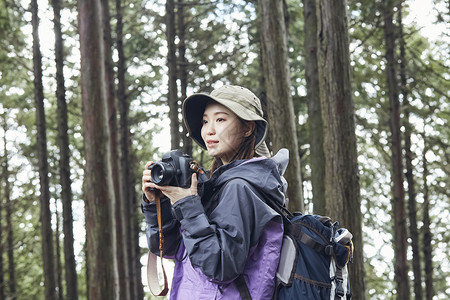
[333,268,345,298]
[335,278,345,298]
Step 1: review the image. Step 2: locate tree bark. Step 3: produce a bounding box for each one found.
[258,0,304,212]
[383,1,410,298]
[315,0,366,298]
[166,0,180,150]
[31,0,57,298]
[115,0,142,298]
[51,0,79,298]
[421,139,434,300]
[302,0,325,214]
[100,0,128,298]
[398,4,422,299]
[54,203,63,300]
[178,0,192,156]
[78,0,116,298]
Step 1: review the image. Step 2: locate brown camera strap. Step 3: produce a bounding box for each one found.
[147,197,169,296]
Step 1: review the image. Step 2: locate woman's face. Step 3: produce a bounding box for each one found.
[201,102,251,164]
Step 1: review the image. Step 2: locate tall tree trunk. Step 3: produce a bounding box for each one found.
[115,0,143,297]
[100,0,128,298]
[315,0,366,298]
[421,139,434,300]
[31,0,57,298]
[383,1,410,298]
[78,0,116,298]
[178,0,192,156]
[398,4,422,299]
[3,114,16,299]
[55,203,63,300]
[258,0,304,212]
[1,113,5,300]
[166,0,180,150]
[51,0,79,298]
[302,0,325,214]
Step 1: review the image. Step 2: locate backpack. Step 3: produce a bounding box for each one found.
[212,177,353,300]
[273,210,353,300]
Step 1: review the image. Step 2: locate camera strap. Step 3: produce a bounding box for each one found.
[147,197,169,296]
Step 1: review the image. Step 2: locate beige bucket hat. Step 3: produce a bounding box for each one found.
[182,85,271,157]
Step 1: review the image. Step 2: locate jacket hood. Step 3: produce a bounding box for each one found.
[201,149,289,208]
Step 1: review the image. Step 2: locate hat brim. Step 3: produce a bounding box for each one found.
[182,93,268,150]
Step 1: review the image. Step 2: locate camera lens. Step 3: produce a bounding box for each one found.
[150,162,175,186]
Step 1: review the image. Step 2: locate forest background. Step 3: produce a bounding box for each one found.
[0,0,448,299]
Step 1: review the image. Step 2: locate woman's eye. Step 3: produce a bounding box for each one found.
[202,119,208,125]
[216,118,225,122]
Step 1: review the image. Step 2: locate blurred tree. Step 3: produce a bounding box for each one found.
[398,3,422,299]
[51,0,79,298]
[421,137,433,300]
[383,0,410,298]
[100,0,131,297]
[166,0,180,150]
[31,0,57,298]
[115,0,144,298]
[178,0,192,156]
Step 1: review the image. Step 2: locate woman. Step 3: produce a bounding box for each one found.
[142,85,289,299]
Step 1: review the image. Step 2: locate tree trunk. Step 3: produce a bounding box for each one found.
[315,0,366,298]
[31,0,57,298]
[383,1,410,298]
[398,4,422,299]
[421,139,434,300]
[258,0,304,212]
[51,0,79,297]
[115,0,142,298]
[78,0,116,298]
[100,0,128,298]
[178,0,192,156]
[302,0,325,214]
[3,115,16,299]
[166,0,180,150]
[54,203,63,300]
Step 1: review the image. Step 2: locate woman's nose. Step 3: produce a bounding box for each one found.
[206,123,215,135]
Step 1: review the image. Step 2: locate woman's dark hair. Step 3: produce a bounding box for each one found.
[209,120,257,175]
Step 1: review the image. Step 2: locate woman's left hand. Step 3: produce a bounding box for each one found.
[158,173,198,205]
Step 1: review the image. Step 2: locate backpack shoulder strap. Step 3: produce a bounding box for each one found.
[235,274,252,300]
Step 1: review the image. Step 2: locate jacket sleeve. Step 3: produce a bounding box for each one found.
[142,195,181,258]
[171,179,280,282]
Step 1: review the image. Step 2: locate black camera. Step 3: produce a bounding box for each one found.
[149,150,198,188]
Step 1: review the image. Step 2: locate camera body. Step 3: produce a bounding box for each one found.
[149,150,195,188]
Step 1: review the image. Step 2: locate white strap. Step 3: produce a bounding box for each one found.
[147,250,168,296]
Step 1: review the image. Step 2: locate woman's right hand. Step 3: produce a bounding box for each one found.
[142,161,160,203]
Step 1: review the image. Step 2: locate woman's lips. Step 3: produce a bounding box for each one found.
[206,140,218,147]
